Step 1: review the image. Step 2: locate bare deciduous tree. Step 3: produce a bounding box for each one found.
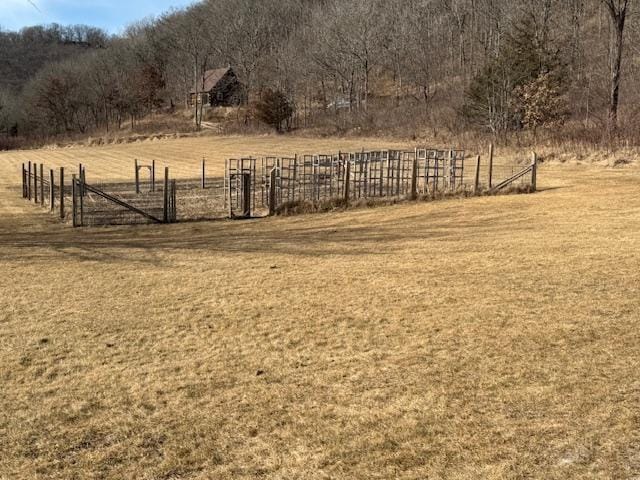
[601,0,630,131]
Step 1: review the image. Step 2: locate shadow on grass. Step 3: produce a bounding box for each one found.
[0,195,541,265]
[536,186,566,193]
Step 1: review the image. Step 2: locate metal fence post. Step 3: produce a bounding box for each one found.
[474,155,481,193]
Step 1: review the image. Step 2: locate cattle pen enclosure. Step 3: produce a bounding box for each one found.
[18,144,537,227]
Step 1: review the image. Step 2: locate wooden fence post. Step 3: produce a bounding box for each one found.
[293,153,298,201]
[474,155,481,194]
[170,179,174,222]
[269,168,278,215]
[448,150,455,191]
[49,169,55,211]
[531,152,538,192]
[71,174,78,227]
[22,163,26,198]
[336,151,341,200]
[344,157,351,205]
[201,158,206,189]
[488,143,494,189]
[27,161,32,200]
[134,159,140,194]
[33,163,38,203]
[163,167,169,223]
[79,170,84,225]
[78,164,81,196]
[59,167,65,219]
[172,179,177,222]
[151,160,156,192]
[228,175,233,218]
[395,152,401,196]
[379,152,385,197]
[40,163,45,205]
[37,163,42,203]
[78,163,84,197]
[311,162,317,203]
[410,155,418,200]
[242,173,251,217]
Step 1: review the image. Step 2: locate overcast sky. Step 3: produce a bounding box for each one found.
[1,0,196,33]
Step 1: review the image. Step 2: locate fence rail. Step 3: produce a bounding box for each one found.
[19,145,537,227]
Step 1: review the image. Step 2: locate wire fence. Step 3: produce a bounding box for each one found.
[226,148,535,216]
[18,145,537,226]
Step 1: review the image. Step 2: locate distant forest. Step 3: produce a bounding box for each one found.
[0,0,637,147]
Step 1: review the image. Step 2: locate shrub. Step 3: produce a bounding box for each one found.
[513,72,568,133]
[255,89,294,133]
[463,15,567,135]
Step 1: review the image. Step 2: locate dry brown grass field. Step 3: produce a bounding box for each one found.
[1,136,639,479]
[0,135,412,181]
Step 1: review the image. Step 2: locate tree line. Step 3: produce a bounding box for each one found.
[0,0,636,146]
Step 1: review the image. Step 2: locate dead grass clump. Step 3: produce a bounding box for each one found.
[611,158,632,168]
[274,196,401,215]
[274,185,535,217]
[483,184,536,196]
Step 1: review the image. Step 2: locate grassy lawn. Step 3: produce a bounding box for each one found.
[1,137,639,479]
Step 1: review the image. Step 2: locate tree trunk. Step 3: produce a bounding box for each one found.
[193,59,201,130]
[603,0,629,133]
[363,60,369,111]
[609,16,624,131]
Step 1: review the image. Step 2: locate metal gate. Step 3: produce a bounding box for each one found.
[226,158,256,218]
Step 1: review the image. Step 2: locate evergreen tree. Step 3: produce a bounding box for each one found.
[463,15,566,134]
[255,89,294,133]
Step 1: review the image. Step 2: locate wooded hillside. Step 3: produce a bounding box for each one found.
[0,24,108,92]
[0,0,637,146]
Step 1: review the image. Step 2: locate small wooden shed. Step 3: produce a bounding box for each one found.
[189,67,245,107]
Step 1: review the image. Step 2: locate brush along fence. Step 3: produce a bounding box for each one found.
[19,146,537,226]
